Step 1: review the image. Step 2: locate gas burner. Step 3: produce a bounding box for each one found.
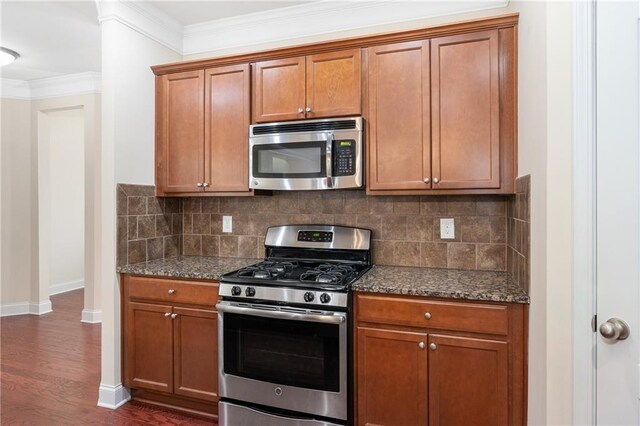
[237,261,298,279]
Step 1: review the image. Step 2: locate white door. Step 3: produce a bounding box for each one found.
[596,1,640,424]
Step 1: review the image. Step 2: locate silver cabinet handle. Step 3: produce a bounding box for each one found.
[298,108,304,113]
[429,343,437,351]
[164,312,171,318]
[418,341,426,349]
[305,107,312,112]
[171,313,178,319]
[433,177,440,184]
[424,312,432,320]
[168,289,175,294]
[423,177,431,184]
[196,182,204,188]
[600,317,630,342]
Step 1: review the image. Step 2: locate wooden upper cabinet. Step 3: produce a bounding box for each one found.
[205,64,251,193]
[306,49,361,118]
[428,334,508,426]
[253,48,362,123]
[367,41,431,191]
[431,30,500,190]
[157,71,205,194]
[253,57,306,123]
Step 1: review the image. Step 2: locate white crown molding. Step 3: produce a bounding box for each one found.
[81,309,103,324]
[97,0,183,54]
[1,72,101,100]
[97,383,131,409]
[183,0,510,56]
[50,279,84,296]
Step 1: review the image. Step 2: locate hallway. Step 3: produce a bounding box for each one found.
[0,289,211,425]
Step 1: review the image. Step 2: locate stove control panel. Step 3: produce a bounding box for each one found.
[297,230,333,243]
[218,283,348,308]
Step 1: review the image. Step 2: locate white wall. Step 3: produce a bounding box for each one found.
[99,18,181,406]
[47,108,85,292]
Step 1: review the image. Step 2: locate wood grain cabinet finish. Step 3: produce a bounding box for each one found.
[156,65,252,196]
[122,275,219,415]
[253,49,361,123]
[354,293,527,426]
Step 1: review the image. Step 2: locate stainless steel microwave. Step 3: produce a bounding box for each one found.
[249,117,363,191]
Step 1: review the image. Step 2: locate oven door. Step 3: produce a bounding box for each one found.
[217,301,348,421]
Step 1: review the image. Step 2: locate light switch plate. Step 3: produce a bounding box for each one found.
[222,216,233,233]
[440,218,455,239]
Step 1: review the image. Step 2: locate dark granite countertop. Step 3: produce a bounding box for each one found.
[117,256,258,281]
[353,266,529,304]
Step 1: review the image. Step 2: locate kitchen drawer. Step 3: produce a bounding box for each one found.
[355,294,508,336]
[127,276,218,307]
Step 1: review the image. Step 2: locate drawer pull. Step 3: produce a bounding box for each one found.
[164,313,171,318]
[418,341,426,349]
[168,289,176,294]
[424,312,432,320]
[171,313,178,319]
[429,343,437,351]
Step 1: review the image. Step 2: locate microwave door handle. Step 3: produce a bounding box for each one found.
[326,133,333,188]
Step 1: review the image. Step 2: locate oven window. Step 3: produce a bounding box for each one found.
[253,142,326,178]
[223,313,340,392]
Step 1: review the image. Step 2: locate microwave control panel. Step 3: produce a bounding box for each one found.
[334,140,356,176]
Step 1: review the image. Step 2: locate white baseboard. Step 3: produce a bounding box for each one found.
[1,302,31,317]
[81,309,102,324]
[29,300,53,315]
[97,383,131,409]
[50,279,84,296]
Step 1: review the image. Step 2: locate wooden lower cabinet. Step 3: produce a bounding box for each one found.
[355,293,527,426]
[122,275,219,418]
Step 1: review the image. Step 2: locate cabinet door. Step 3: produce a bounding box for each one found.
[253,57,305,123]
[173,307,218,402]
[428,334,508,426]
[356,326,428,426]
[367,41,431,191]
[157,70,205,193]
[204,64,251,192]
[306,49,362,118]
[431,31,500,190]
[125,302,174,393]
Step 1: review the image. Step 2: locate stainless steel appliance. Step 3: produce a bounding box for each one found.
[217,225,372,426]
[249,117,364,191]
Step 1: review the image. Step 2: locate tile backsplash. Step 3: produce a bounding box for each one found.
[507,175,531,291]
[117,185,513,272]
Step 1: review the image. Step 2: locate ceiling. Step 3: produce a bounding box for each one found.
[0,0,316,81]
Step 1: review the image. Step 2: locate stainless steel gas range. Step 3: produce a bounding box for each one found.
[217,225,372,426]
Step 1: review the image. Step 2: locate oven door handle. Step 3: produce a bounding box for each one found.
[216,302,345,325]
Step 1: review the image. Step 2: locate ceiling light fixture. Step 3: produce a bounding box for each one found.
[0,47,20,66]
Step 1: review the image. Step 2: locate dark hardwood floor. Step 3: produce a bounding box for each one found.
[1,289,213,425]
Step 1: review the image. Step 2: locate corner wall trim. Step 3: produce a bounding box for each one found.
[97,383,131,409]
[29,300,53,315]
[50,279,85,296]
[81,309,103,324]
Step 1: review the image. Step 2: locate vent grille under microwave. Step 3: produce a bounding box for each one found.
[252,119,358,136]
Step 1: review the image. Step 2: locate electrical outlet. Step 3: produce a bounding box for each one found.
[440,218,455,239]
[222,216,233,233]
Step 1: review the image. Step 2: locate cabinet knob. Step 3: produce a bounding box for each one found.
[424,312,432,320]
[298,108,304,113]
[433,177,440,184]
[423,177,431,184]
[196,182,204,188]
[418,341,426,349]
[171,313,178,319]
[203,182,209,188]
[168,289,175,294]
[305,107,312,113]
[164,312,171,318]
[429,343,437,351]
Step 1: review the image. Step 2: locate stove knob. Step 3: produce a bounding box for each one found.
[320,293,331,304]
[304,292,315,302]
[245,287,256,297]
[231,286,242,296]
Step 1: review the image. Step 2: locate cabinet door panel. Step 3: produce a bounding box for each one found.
[205,64,251,192]
[367,41,431,191]
[173,307,218,402]
[356,326,427,426]
[158,70,205,193]
[431,31,500,189]
[306,49,362,118]
[253,57,305,123]
[428,334,508,426]
[125,302,174,393]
